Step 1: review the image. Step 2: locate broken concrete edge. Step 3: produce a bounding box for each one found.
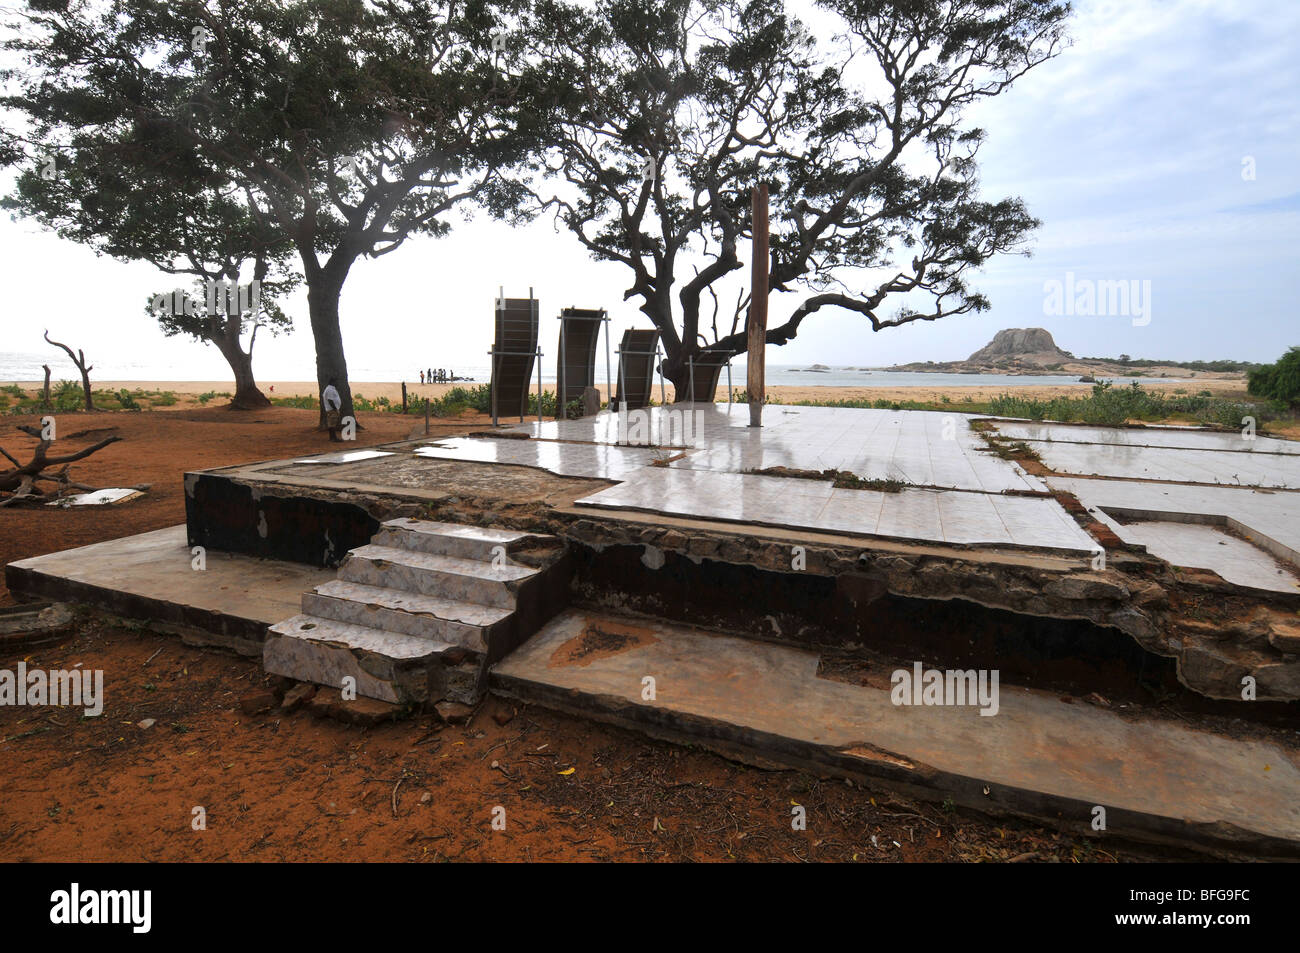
[263,624,485,707]
[0,601,76,654]
[489,674,1300,862]
[459,505,1299,703]
[1098,505,1300,571]
[245,675,482,727]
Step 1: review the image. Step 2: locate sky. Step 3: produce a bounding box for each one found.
[1,0,1297,382]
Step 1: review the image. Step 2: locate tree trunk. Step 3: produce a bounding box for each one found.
[210,318,271,410]
[41,365,51,411]
[640,297,693,400]
[227,347,271,409]
[662,352,692,400]
[306,276,355,428]
[79,364,93,412]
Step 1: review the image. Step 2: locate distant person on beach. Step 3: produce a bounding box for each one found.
[427,367,432,383]
[420,370,425,385]
[322,377,343,441]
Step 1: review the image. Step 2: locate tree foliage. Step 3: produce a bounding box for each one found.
[529,0,1070,389]
[2,0,552,421]
[1247,346,1300,405]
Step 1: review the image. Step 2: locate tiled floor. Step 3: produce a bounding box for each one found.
[1049,476,1300,589]
[1103,520,1299,593]
[398,405,1087,551]
[1024,440,1299,489]
[511,403,1043,493]
[575,466,1097,553]
[992,421,1300,455]
[413,436,664,480]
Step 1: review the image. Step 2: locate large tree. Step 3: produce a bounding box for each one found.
[2,0,549,425]
[6,133,297,408]
[530,0,1070,394]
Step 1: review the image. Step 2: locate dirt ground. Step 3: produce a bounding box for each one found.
[0,401,1193,862]
[0,617,1162,863]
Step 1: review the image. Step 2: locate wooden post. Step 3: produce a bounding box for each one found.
[401,381,407,414]
[425,396,430,434]
[748,183,768,427]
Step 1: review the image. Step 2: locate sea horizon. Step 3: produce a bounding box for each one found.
[0,350,1172,390]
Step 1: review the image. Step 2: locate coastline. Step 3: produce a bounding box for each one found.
[2,375,1251,406]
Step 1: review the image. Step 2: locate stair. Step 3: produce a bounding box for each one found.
[264,519,570,705]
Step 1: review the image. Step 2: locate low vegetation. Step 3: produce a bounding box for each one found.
[270,384,585,421]
[755,381,1283,430]
[0,383,185,414]
[984,381,1270,428]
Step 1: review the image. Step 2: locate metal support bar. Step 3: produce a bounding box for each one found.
[489,349,499,426]
[604,314,612,412]
[658,345,666,406]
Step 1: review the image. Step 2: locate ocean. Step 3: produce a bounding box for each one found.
[0,349,1151,389]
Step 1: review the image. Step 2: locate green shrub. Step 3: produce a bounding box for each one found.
[983,380,1271,429]
[1247,346,1300,405]
[527,390,559,417]
[53,380,84,412]
[271,394,318,409]
[428,384,493,418]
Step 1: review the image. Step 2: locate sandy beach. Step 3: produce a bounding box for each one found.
[5,374,1252,406]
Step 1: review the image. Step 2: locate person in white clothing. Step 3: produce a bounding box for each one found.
[322,378,343,441]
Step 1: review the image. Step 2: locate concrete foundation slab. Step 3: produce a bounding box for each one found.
[574,467,1097,554]
[993,421,1300,455]
[411,435,663,480]
[509,403,1045,494]
[1099,520,1300,594]
[494,609,1300,858]
[5,525,332,654]
[1049,477,1300,569]
[1025,439,1300,489]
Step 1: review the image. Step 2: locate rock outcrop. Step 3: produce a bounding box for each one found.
[967,328,1074,366]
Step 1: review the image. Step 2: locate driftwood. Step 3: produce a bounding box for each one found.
[0,429,124,506]
[43,329,95,411]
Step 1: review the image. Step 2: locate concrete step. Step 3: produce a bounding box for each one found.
[303,579,513,653]
[339,544,537,609]
[375,518,550,562]
[265,614,457,704]
[492,609,1300,860]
